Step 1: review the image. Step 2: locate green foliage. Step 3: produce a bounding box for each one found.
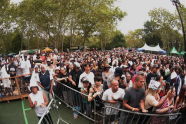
[125,29,144,48]
[143,20,163,47]
[11,32,22,53]
[0,0,126,53]
[142,8,184,50]
[109,30,125,48]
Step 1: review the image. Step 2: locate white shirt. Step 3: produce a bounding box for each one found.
[102,88,125,115]
[145,94,159,110]
[29,91,48,117]
[102,88,125,102]
[21,60,31,75]
[78,72,95,88]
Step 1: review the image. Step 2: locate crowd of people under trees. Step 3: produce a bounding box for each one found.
[0,48,185,123]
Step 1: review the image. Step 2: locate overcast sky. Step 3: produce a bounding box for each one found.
[12,0,186,34]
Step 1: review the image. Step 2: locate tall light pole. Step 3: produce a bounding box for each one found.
[171,0,186,63]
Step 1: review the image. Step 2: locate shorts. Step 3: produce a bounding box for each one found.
[23,76,31,83]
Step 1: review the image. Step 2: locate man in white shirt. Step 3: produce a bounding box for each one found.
[20,56,32,92]
[78,64,94,88]
[102,80,125,123]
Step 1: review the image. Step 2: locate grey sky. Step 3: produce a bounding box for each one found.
[12,0,186,34]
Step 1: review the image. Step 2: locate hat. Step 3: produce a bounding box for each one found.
[74,62,80,68]
[148,80,160,90]
[171,71,177,80]
[34,65,39,68]
[55,67,60,70]
[81,77,89,83]
[29,81,39,91]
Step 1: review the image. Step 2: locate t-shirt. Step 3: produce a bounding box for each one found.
[69,69,82,90]
[20,60,31,76]
[102,88,125,115]
[123,87,145,109]
[102,88,125,102]
[8,64,17,76]
[145,94,158,110]
[78,72,95,88]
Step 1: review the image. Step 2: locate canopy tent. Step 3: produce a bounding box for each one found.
[28,50,35,54]
[138,43,166,53]
[137,43,151,51]
[170,47,179,54]
[179,51,186,55]
[42,47,53,52]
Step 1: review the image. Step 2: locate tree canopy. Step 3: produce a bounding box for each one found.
[0,0,126,53]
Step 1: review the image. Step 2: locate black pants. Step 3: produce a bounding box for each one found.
[38,113,53,124]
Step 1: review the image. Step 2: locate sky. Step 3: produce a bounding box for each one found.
[12,0,186,34]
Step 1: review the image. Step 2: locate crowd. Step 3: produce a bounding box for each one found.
[0,48,186,123]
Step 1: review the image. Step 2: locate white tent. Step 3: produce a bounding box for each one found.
[138,43,166,53]
[138,43,152,51]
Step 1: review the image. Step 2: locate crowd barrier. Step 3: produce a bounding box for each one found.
[103,106,182,124]
[43,81,183,124]
[0,74,31,102]
[38,98,69,124]
[53,81,104,123]
[14,79,182,124]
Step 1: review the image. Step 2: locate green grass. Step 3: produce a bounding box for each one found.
[0,100,25,124]
[0,99,91,124]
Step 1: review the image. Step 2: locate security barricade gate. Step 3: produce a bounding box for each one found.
[103,106,182,124]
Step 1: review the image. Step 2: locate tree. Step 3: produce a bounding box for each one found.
[11,32,23,53]
[108,30,126,48]
[125,29,144,48]
[143,20,162,47]
[142,8,183,50]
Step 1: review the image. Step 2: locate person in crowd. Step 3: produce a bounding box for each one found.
[155,87,175,113]
[28,83,53,124]
[150,87,176,124]
[156,75,166,98]
[0,65,12,96]
[170,70,182,96]
[174,85,186,123]
[102,64,114,90]
[119,74,148,124]
[102,80,125,123]
[7,59,17,85]
[69,62,82,90]
[88,76,104,111]
[20,56,32,92]
[37,65,54,98]
[145,80,172,112]
[79,63,95,88]
[146,65,159,87]
[80,77,92,116]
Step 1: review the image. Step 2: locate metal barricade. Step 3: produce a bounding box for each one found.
[53,81,104,123]
[38,98,69,124]
[103,105,182,124]
[38,82,183,124]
